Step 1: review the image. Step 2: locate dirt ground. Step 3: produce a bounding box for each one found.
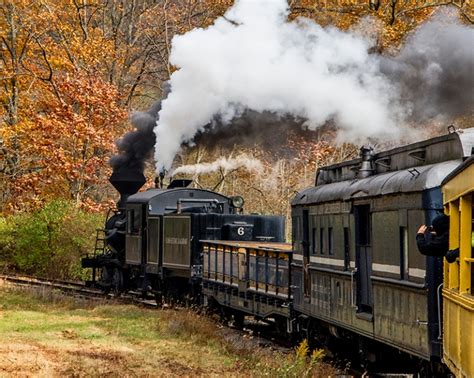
[0,339,225,376]
[0,280,336,377]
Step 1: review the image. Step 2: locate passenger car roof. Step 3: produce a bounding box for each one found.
[292,160,461,206]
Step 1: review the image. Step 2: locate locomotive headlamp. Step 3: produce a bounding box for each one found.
[230,196,244,209]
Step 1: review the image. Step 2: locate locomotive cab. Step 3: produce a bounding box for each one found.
[123,187,232,294]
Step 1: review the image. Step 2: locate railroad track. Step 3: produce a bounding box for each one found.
[0,274,291,344]
[0,274,236,313]
[0,274,107,297]
[0,274,159,307]
[0,274,292,348]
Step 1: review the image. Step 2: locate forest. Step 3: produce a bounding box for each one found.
[0,0,472,279]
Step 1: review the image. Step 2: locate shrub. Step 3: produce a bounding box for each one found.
[0,200,104,280]
[273,339,325,377]
[0,217,15,272]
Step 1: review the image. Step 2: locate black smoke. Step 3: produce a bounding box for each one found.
[110,82,170,176]
[109,101,160,173]
[380,12,474,121]
[192,110,332,158]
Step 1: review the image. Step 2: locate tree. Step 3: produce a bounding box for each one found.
[290,0,472,49]
[1,0,471,214]
[3,72,126,212]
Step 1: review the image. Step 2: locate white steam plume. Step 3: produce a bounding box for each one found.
[171,154,263,176]
[154,0,473,172]
[154,0,402,171]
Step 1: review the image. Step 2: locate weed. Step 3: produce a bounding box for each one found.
[265,339,328,377]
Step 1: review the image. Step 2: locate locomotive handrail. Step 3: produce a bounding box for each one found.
[350,267,357,309]
[437,283,443,340]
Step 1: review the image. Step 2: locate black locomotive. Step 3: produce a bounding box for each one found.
[83,127,474,373]
[82,168,285,302]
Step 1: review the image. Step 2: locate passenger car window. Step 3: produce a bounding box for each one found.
[328,227,333,255]
[320,228,324,254]
[312,228,317,255]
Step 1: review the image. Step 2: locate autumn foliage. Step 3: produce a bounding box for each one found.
[3,73,126,212]
[1,0,472,215]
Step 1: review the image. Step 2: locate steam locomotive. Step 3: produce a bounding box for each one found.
[83,127,474,373]
[82,169,285,301]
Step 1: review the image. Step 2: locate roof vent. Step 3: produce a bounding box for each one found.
[375,156,391,169]
[408,148,426,162]
[359,145,375,178]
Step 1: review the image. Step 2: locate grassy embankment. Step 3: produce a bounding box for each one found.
[0,281,336,376]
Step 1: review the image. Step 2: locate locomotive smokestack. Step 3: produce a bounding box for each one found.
[109,169,146,209]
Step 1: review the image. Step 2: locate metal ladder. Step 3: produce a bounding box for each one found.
[93,228,106,257]
[91,228,106,283]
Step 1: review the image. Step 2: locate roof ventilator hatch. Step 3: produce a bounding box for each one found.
[374,156,391,170]
[408,148,426,162]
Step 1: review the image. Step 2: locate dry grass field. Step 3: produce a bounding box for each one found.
[0,280,337,377]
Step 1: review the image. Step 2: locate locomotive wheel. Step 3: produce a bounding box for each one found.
[99,267,112,294]
[302,318,318,348]
[275,316,287,335]
[219,307,232,324]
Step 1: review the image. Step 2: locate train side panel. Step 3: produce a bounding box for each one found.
[202,240,293,322]
[291,192,433,359]
[442,157,474,377]
[291,127,474,364]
